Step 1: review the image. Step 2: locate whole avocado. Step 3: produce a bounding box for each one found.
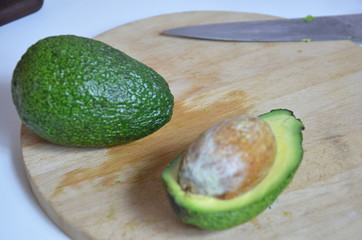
[12,35,174,147]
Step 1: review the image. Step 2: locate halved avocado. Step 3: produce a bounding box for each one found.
[162,109,304,230]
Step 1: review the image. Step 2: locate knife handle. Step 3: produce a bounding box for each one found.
[0,0,44,26]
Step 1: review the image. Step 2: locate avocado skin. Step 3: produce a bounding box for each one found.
[162,109,304,230]
[166,155,298,230]
[12,35,174,147]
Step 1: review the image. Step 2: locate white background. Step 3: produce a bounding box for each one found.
[1,1,361,239]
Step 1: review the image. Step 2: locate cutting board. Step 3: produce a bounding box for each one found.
[21,11,362,240]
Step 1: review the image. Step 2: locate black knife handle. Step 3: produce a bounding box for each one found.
[0,0,44,26]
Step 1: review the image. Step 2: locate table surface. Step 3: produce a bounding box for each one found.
[1,1,362,239]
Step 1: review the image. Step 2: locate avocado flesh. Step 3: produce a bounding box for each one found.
[162,109,304,230]
[12,35,174,147]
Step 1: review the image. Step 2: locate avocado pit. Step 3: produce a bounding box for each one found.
[178,115,277,200]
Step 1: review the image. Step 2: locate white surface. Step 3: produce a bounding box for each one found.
[1,1,361,239]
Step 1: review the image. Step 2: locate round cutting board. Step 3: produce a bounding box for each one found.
[21,11,362,240]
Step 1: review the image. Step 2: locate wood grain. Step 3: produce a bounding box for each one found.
[21,11,362,240]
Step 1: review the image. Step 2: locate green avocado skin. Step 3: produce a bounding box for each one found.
[167,161,298,230]
[12,35,174,147]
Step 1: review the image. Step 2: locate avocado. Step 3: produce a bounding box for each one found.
[11,35,174,147]
[162,109,304,230]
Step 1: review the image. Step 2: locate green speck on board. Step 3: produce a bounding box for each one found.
[302,38,312,43]
[303,15,315,22]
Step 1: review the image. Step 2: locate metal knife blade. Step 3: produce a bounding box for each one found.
[162,14,362,44]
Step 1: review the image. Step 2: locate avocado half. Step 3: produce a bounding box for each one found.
[162,109,304,230]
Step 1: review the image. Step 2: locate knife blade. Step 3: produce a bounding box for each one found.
[162,14,362,44]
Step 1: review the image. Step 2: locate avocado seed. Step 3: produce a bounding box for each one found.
[178,115,277,200]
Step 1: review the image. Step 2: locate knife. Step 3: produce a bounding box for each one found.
[162,14,362,44]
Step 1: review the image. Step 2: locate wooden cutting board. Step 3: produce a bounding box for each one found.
[21,11,362,240]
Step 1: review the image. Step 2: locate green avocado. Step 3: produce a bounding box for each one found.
[12,35,174,147]
[162,109,304,230]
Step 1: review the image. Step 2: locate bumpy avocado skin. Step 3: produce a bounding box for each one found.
[162,109,304,230]
[12,35,174,147]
